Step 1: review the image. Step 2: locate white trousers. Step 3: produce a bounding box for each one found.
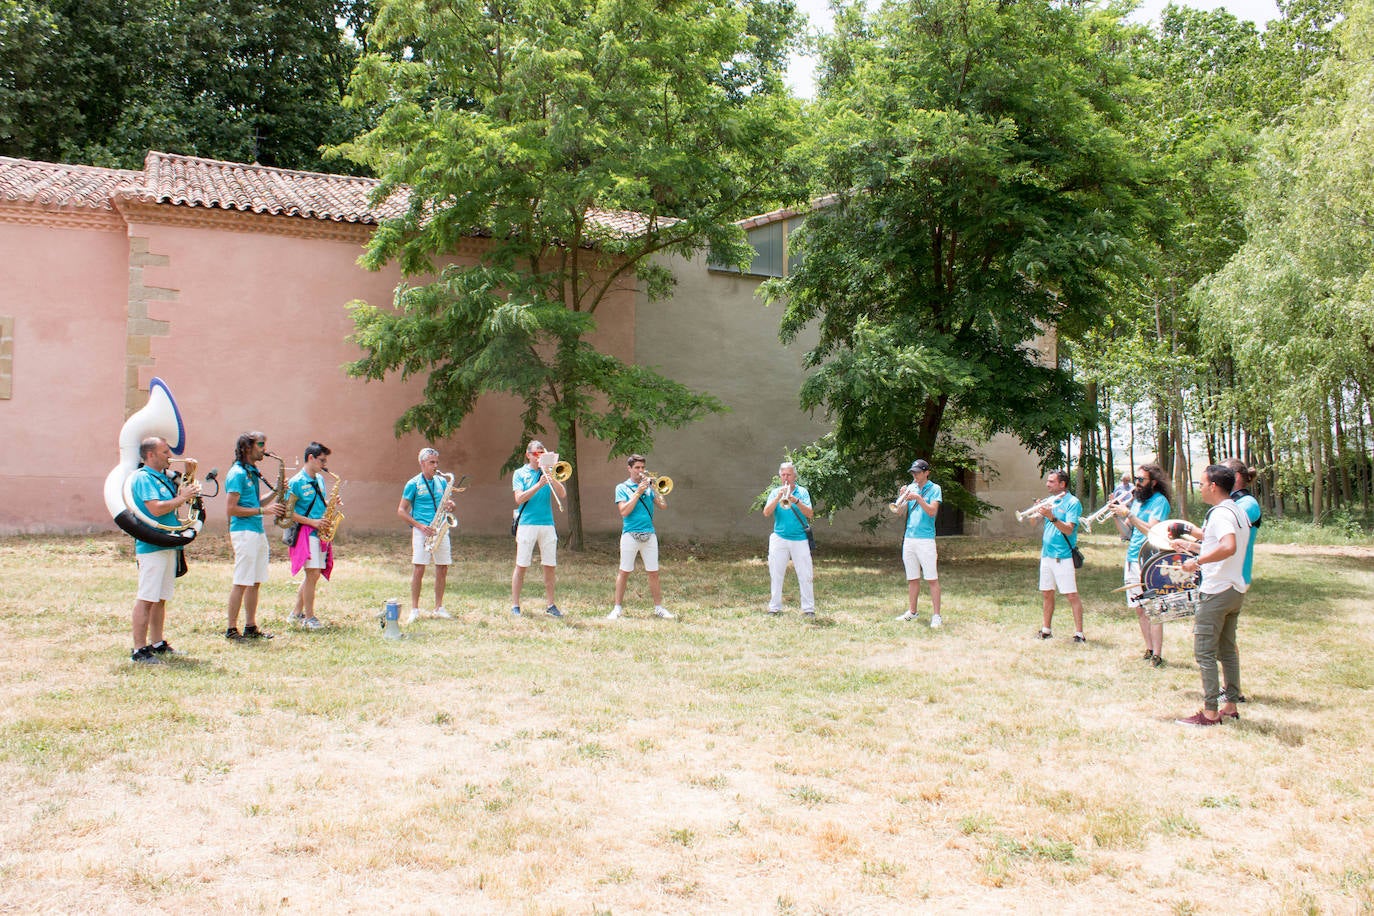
[768,533,814,612]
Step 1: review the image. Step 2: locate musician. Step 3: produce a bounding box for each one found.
[1223,457,1262,590]
[763,461,816,616]
[1110,473,1134,541]
[1114,463,1173,666]
[286,442,333,630]
[224,431,283,641]
[1036,470,1085,642]
[398,447,455,623]
[128,436,200,664]
[1171,464,1251,726]
[511,440,566,618]
[894,459,942,627]
[608,454,674,620]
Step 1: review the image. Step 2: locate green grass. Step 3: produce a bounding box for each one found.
[1,531,1372,912]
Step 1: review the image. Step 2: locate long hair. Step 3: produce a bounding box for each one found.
[233,432,262,469]
[1136,462,1173,507]
[1222,457,1256,489]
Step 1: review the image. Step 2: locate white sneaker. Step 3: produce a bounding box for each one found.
[288,611,305,624]
[896,611,917,622]
[653,606,675,620]
[303,617,324,630]
[432,607,452,619]
[930,614,943,629]
[406,608,421,624]
[606,606,623,620]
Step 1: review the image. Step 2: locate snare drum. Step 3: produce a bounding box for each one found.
[1138,550,1201,621]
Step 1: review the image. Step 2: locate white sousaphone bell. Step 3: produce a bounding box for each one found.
[103,377,205,548]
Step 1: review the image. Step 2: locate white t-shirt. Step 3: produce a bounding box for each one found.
[1199,499,1251,595]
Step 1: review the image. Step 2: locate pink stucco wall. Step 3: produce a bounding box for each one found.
[0,220,130,528]
[0,207,635,536]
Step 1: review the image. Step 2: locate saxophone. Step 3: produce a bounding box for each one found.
[423,472,466,554]
[265,451,296,528]
[316,470,345,544]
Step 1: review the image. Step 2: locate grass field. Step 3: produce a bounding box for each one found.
[2,531,1372,914]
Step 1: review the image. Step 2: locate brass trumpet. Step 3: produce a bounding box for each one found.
[642,471,674,496]
[1082,493,1131,530]
[1015,494,1063,523]
[778,486,796,510]
[888,484,913,514]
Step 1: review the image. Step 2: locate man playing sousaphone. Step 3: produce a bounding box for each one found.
[224,431,286,641]
[608,454,674,620]
[510,440,566,618]
[129,436,201,664]
[399,447,456,623]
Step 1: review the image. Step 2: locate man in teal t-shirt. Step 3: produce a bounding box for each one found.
[1115,463,1172,666]
[1036,469,1085,642]
[608,454,674,620]
[224,431,283,641]
[895,458,943,627]
[128,436,200,664]
[763,461,815,615]
[511,440,566,618]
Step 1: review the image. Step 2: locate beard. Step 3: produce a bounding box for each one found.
[1132,480,1155,503]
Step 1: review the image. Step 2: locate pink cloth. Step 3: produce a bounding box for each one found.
[289,527,333,579]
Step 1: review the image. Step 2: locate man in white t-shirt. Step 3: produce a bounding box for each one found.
[1171,464,1251,727]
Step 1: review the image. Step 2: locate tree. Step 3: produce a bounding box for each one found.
[764,0,1153,522]
[337,0,804,547]
[0,0,371,172]
[1196,0,1374,522]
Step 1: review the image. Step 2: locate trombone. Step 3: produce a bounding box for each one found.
[537,454,570,511]
[1015,494,1063,523]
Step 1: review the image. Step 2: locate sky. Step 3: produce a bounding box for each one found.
[785,0,1283,97]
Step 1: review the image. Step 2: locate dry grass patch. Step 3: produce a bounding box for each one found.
[1,533,1372,912]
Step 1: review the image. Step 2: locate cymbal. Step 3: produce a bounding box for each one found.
[1147,518,1198,553]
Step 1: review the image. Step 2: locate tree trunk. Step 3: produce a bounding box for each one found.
[1310,417,1324,524]
[563,416,584,551]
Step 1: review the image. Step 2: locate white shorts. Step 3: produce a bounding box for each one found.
[619,532,659,572]
[902,537,938,580]
[411,527,452,566]
[515,524,557,568]
[136,550,177,602]
[231,530,270,586]
[303,530,328,570]
[1039,556,1078,594]
[1124,559,1144,608]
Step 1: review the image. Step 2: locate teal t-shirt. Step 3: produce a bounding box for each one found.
[513,465,555,527]
[403,473,449,527]
[289,471,326,521]
[1233,491,1261,585]
[131,466,181,554]
[616,479,656,534]
[770,485,812,541]
[903,481,941,539]
[1040,494,1082,559]
[226,462,264,534]
[1127,491,1170,563]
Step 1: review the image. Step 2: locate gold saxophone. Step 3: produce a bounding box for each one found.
[423,472,467,554]
[317,471,345,544]
[265,451,296,529]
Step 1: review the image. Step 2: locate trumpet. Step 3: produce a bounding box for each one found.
[1082,493,1132,530]
[641,471,674,496]
[889,484,913,514]
[779,485,796,510]
[1015,494,1063,523]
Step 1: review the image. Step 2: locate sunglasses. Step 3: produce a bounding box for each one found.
[254,440,266,446]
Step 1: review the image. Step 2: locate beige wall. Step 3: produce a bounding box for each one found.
[637,252,1048,541]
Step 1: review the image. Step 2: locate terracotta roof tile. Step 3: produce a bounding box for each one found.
[737,194,837,229]
[0,156,141,210]
[133,151,408,224]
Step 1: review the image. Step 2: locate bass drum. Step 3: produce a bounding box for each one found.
[102,377,202,548]
[1139,550,1200,622]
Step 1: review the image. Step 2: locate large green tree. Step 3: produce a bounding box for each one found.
[0,0,371,171]
[765,0,1153,520]
[338,0,803,547]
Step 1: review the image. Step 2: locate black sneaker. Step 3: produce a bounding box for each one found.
[242,625,273,640]
[1073,634,1086,644]
[130,646,163,665]
[1151,654,1165,668]
[225,627,244,641]
[545,604,563,619]
[1037,629,1052,640]
[1143,649,1155,661]
[149,640,182,656]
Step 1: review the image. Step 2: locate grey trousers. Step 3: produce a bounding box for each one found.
[1193,587,1245,711]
